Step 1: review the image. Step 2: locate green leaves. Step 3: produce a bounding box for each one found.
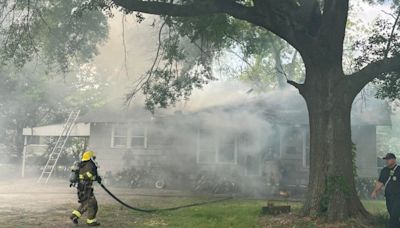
[0,0,108,71]
[129,11,302,111]
[354,9,400,100]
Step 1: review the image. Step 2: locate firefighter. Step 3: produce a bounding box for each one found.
[70,150,102,226]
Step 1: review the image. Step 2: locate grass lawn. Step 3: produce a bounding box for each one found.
[89,198,271,228]
[99,198,387,228]
[362,200,387,214]
[0,195,389,227]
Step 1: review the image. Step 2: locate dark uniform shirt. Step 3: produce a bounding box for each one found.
[379,164,400,196]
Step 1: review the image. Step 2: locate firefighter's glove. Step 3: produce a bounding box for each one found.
[96,176,102,184]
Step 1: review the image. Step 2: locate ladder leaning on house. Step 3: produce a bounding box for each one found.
[37,110,81,184]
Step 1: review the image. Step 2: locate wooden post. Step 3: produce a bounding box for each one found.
[21,136,27,178]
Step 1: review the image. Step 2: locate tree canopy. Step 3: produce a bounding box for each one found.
[0,0,108,70]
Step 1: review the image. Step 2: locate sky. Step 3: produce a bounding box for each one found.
[358,1,391,22]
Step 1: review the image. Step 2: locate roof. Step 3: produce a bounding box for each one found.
[76,89,392,126]
[77,98,173,123]
[254,90,391,126]
[187,89,391,126]
[22,123,90,137]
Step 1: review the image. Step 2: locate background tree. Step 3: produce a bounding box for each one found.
[0,63,108,162]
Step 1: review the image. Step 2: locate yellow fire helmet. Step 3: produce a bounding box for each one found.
[82,150,96,162]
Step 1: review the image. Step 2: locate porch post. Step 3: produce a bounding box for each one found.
[21,136,27,178]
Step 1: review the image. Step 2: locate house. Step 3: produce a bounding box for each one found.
[22,90,391,195]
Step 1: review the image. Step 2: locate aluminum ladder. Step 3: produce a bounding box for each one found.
[37,110,80,184]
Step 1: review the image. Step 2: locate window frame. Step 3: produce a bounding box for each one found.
[110,124,148,149]
[111,124,128,148]
[129,125,148,149]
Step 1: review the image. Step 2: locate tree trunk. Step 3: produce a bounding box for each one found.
[15,122,25,162]
[300,67,371,223]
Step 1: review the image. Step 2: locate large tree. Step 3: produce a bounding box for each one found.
[102,0,399,223]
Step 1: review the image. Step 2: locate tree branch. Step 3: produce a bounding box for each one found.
[287,80,304,92]
[349,56,400,92]
[112,0,224,17]
[110,0,301,51]
[384,9,400,58]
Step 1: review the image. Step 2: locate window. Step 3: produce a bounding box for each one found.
[196,129,237,164]
[111,124,148,149]
[111,125,128,148]
[130,125,146,147]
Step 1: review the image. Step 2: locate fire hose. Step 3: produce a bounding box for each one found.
[99,182,232,213]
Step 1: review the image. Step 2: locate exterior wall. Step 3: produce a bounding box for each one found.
[352,125,378,178]
[88,120,379,191]
[88,122,169,174]
[88,123,115,173]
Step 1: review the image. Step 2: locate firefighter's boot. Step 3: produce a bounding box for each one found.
[86,219,100,226]
[70,210,81,225]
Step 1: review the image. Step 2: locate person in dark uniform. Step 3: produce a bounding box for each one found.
[70,150,102,226]
[371,153,400,228]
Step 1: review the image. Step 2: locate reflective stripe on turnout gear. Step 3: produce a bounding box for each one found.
[72,210,81,218]
[86,171,96,180]
[79,172,96,181]
[87,218,97,224]
[78,161,98,182]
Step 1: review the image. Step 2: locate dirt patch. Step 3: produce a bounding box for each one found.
[0,178,199,211]
[0,178,226,227]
